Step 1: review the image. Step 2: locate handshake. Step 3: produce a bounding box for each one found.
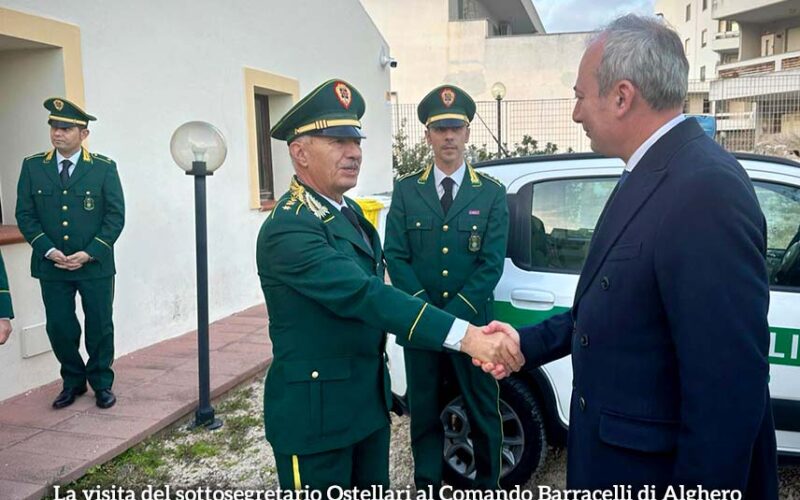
[461,321,523,380]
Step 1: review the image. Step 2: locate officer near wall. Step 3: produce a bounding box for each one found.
[16,98,125,409]
[384,85,510,490]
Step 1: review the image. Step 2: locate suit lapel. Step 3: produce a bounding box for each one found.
[444,164,481,223]
[66,147,93,189]
[40,149,62,189]
[573,119,705,307]
[414,166,445,219]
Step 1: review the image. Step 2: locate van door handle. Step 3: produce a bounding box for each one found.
[510,289,556,311]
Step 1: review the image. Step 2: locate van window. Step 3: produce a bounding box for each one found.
[753,181,800,289]
[525,177,617,272]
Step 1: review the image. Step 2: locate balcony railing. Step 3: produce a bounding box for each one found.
[718,50,800,78]
[711,30,739,53]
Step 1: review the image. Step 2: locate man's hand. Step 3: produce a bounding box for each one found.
[47,249,69,265]
[56,251,92,271]
[0,319,12,345]
[461,323,524,374]
[470,321,522,380]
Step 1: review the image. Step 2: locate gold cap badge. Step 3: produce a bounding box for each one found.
[334,82,352,110]
[440,88,455,108]
[53,99,64,111]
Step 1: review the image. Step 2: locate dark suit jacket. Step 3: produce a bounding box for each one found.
[257,177,456,455]
[519,119,778,498]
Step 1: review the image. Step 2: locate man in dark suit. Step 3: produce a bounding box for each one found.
[482,15,778,498]
[16,98,125,409]
[385,85,508,490]
[256,79,523,491]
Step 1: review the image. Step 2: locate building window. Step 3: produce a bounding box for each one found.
[703,98,711,113]
[685,4,691,22]
[243,68,299,210]
[702,0,707,11]
[685,38,691,54]
[701,29,707,47]
[700,66,706,81]
[254,94,274,202]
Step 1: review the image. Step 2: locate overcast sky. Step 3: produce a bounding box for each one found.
[535,0,657,33]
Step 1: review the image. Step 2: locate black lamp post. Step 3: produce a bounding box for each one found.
[491,82,507,157]
[170,121,227,430]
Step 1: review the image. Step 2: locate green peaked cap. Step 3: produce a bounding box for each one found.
[44,97,97,128]
[417,84,475,128]
[271,79,366,143]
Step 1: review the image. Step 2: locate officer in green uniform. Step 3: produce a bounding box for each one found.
[16,98,125,409]
[256,79,522,492]
[0,253,14,345]
[384,85,509,491]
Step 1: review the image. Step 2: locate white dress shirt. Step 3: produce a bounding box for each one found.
[625,114,685,173]
[433,162,466,200]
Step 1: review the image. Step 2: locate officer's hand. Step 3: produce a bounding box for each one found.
[461,324,524,373]
[56,251,91,271]
[47,249,68,264]
[470,321,522,380]
[0,319,12,345]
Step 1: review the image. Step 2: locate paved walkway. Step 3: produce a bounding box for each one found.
[0,304,272,500]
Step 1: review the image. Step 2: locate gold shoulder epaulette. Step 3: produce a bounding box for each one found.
[91,153,114,164]
[24,152,47,161]
[396,166,426,182]
[476,170,504,187]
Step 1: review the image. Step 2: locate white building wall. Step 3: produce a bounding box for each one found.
[0,0,393,401]
[656,0,721,81]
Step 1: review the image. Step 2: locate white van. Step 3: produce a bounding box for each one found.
[386,152,800,487]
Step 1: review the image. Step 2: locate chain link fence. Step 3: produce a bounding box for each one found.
[393,73,800,158]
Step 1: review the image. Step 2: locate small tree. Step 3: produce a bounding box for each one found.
[392,125,573,179]
[392,119,432,178]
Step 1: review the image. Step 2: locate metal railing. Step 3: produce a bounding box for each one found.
[393,73,800,157]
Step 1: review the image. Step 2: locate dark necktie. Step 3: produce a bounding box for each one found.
[440,177,455,214]
[340,206,362,233]
[60,159,72,187]
[617,169,630,187]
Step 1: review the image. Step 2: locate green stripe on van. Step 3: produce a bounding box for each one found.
[494,301,800,367]
[493,301,569,328]
[769,327,800,367]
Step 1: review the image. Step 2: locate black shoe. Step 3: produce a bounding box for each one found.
[52,386,88,409]
[95,388,116,409]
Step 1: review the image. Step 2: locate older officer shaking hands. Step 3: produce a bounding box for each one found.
[255,79,523,491]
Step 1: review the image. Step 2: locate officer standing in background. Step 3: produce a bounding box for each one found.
[0,252,13,345]
[257,79,522,491]
[16,98,125,409]
[384,85,509,491]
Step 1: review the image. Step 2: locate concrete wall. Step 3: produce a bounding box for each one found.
[361,0,589,104]
[0,0,393,401]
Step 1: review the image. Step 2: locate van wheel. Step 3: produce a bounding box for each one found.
[441,376,547,488]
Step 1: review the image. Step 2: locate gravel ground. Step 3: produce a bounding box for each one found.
[69,375,800,499]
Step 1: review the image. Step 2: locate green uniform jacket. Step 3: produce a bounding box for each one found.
[0,252,13,319]
[385,164,509,341]
[16,148,125,281]
[257,177,456,455]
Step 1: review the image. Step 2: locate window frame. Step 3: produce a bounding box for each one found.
[507,174,620,275]
[751,179,800,292]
